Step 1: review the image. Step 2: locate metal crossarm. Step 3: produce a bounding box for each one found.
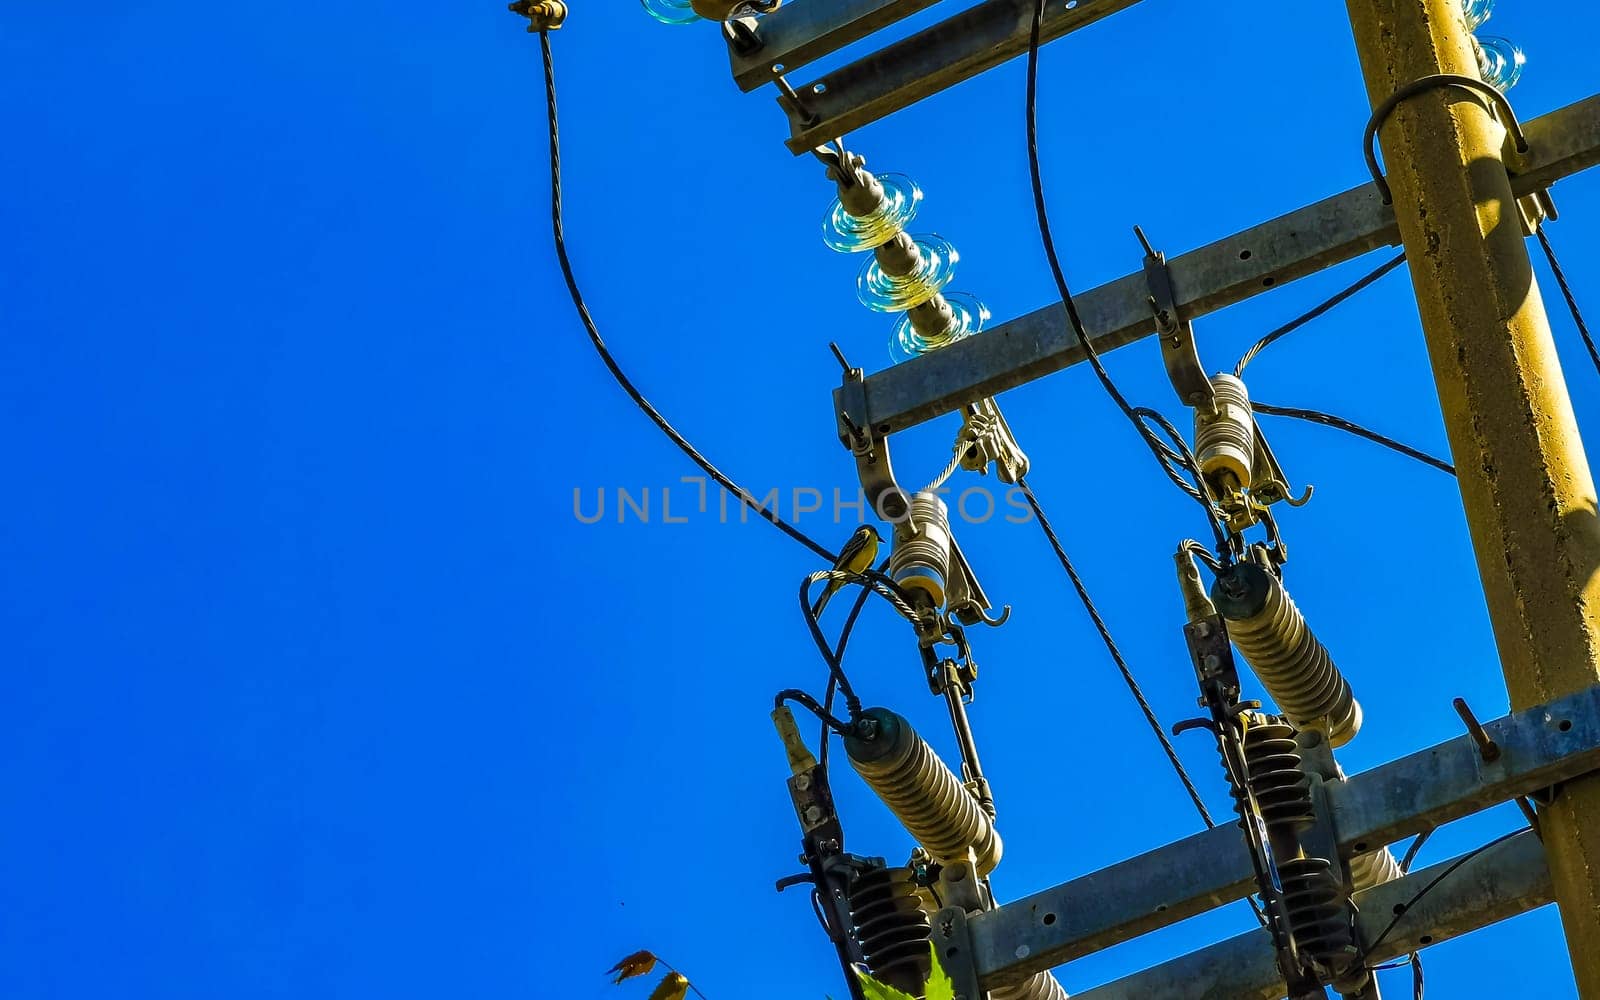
[1074,830,1550,1000]
[832,93,1600,439]
[776,0,1146,153]
[726,0,940,92]
[966,683,1600,989]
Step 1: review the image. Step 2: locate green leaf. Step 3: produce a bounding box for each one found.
[852,945,956,1000]
[923,942,955,1000]
[852,967,918,1000]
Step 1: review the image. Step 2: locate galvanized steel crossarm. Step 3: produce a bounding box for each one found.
[1072,830,1551,1000]
[833,93,1600,440]
[966,684,1600,988]
[778,0,1145,153]
[726,0,940,92]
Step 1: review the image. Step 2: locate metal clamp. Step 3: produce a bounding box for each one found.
[1363,73,1530,206]
[931,905,984,1000]
[1137,225,1215,413]
[957,398,1030,484]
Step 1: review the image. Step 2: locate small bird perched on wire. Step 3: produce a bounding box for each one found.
[812,525,883,616]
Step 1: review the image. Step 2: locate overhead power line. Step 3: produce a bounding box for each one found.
[1537,226,1600,381]
[535,30,836,565]
[1252,401,1456,476]
[1235,252,1409,377]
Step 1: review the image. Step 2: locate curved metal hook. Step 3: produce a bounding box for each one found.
[1364,73,1528,205]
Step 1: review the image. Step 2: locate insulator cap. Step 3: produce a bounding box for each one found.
[1211,561,1274,620]
[1194,373,1255,489]
[844,707,912,765]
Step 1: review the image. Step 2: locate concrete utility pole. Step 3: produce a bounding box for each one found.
[1346,0,1600,991]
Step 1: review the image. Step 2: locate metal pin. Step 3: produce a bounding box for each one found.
[1133,224,1157,257]
[1454,697,1502,762]
[829,341,852,373]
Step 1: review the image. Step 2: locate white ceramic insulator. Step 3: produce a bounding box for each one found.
[1195,373,1255,488]
[890,492,951,608]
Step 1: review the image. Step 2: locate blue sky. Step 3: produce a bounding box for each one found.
[3,3,1597,998]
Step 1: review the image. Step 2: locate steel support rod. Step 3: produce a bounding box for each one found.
[830,93,1600,439]
[1072,830,1552,1000]
[1346,1,1600,992]
[968,684,1600,986]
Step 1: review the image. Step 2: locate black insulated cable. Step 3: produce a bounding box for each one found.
[1018,479,1217,829]
[1235,252,1409,376]
[1537,227,1600,381]
[1252,401,1455,476]
[535,30,836,565]
[1024,0,1228,548]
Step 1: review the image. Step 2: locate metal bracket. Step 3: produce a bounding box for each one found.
[839,361,998,627]
[1138,226,1215,413]
[838,364,908,522]
[931,905,984,1000]
[1245,421,1312,513]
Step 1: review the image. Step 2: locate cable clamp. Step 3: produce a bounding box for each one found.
[956,398,1029,484]
[1363,73,1529,206]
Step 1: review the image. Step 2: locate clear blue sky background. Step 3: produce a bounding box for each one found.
[3,3,1597,998]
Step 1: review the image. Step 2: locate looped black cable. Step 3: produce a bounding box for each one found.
[535,30,837,566]
[1365,74,1529,205]
[775,689,856,735]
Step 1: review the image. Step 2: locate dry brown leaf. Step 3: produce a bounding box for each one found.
[646,972,690,1000]
[605,950,658,985]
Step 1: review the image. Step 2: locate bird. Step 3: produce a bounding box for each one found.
[812,525,882,616]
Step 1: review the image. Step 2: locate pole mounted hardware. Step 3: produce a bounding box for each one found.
[828,94,1600,439]
[1362,74,1528,207]
[1138,225,1214,414]
[508,0,567,31]
[836,363,1000,630]
[770,705,873,1000]
[693,0,780,21]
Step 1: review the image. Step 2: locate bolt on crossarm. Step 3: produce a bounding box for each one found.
[1345,0,1600,991]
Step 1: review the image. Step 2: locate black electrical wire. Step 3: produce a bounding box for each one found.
[800,576,865,720]
[1537,227,1600,380]
[1391,827,1435,1000]
[1018,479,1216,827]
[535,30,836,566]
[820,581,875,776]
[1399,828,1434,874]
[1235,252,1409,376]
[775,688,856,735]
[1365,827,1528,960]
[1024,0,1228,550]
[1252,401,1456,476]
